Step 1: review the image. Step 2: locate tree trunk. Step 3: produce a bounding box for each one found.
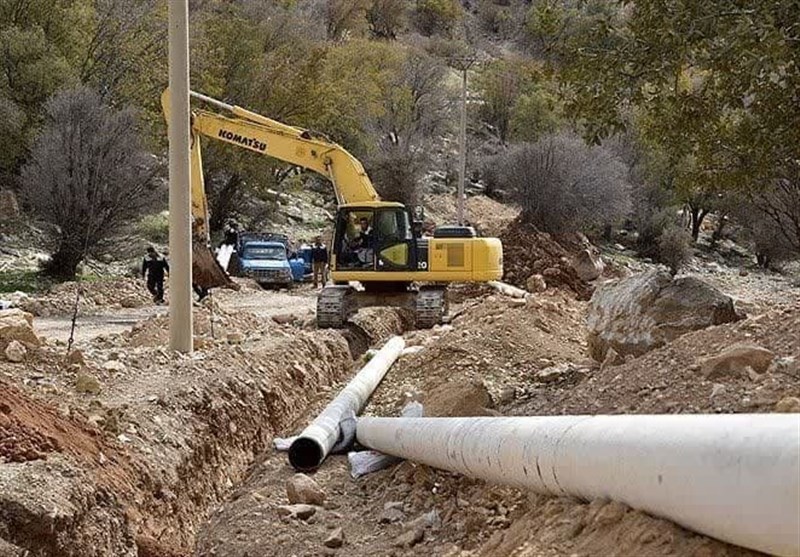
[43,241,85,280]
[689,205,709,241]
[711,215,727,247]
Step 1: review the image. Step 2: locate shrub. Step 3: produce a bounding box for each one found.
[137,212,169,244]
[486,132,632,234]
[414,0,462,36]
[657,223,692,273]
[367,0,407,38]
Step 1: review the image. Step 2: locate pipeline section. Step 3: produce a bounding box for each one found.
[356,414,800,557]
[488,280,528,298]
[288,336,405,471]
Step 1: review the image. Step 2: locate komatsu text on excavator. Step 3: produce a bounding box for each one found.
[162,89,503,328]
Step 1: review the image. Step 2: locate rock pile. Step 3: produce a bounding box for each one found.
[20,279,152,316]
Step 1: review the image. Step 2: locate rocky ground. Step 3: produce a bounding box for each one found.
[1,203,799,556]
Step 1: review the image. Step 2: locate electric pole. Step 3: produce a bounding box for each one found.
[451,56,477,226]
[167,0,193,353]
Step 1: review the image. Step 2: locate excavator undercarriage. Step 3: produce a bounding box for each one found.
[317,284,448,329]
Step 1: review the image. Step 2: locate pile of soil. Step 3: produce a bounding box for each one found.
[512,301,800,417]
[20,278,152,316]
[499,219,593,300]
[368,291,588,417]
[0,297,363,555]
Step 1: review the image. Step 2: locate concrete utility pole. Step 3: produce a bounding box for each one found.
[457,66,467,226]
[167,0,193,353]
[452,57,477,226]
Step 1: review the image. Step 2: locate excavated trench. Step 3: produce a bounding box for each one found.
[0,307,408,557]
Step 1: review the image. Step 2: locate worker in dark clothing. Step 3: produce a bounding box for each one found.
[222,220,240,247]
[142,247,169,304]
[311,235,329,288]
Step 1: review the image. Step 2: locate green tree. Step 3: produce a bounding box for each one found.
[476,58,559,143]
[367,0,407,39]
[563,0,800,204]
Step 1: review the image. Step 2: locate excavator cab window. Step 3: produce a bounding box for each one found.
[334,207,414,272]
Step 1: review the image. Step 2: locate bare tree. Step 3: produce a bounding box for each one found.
[488,132,632,233]
[366,50,452,206]
[21,88,160,279]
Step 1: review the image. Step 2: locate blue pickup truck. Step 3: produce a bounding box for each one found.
[235,233,293,288]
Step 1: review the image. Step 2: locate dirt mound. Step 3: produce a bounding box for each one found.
[125,297,265,348]
[500,219,593,299]
[20,278,152,316]
[513,302,800,417]
[368,292,588,417]
[424,381,495,417]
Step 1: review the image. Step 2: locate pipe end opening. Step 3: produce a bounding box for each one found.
[288,437,325,472]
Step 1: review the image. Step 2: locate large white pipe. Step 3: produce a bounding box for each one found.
[167,0,193,353]
[289,336,405,471]
[357,414,800,557]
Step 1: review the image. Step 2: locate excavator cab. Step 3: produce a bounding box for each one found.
[333,205,415,273]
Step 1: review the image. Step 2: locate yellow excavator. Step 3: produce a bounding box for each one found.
[161,89,503,328]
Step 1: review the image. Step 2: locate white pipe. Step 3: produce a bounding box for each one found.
[167,0,193,353]
[289,336,405,471]
[356,414,800,557]
[488,281,528,299]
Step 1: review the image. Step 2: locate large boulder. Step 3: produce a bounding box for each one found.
[587,269,740,361]
[0,308,40,350]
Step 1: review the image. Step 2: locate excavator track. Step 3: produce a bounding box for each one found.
[317,285,355,329]
[415,286,448,329]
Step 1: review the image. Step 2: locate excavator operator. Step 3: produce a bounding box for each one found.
[350,216,374,267]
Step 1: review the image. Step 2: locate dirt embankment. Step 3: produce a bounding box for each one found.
[0,286,409,556]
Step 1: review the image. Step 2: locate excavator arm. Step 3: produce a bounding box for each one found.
[161,89,380,289]
[163,89,379,206]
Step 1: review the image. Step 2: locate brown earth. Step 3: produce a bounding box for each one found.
[423,194,519,238]
[1,263,798,556]
[195,286,787,557]
[0,283,410,555]
[500,219,594,300]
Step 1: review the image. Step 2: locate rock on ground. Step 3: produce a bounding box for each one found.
[587,269,740,361]
[774,397,800,413]
[75,372,102,395]
[277,504,317,520]
[423,381,495,417]
[0,309,40,350]
[286,473,325,506]
[4,340,26,363]
[699,344,774,379]
[526,274,547,293]
[323,527,344,548]
[572,249,605,282]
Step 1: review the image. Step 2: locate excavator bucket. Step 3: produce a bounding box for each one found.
[192,242,240,290]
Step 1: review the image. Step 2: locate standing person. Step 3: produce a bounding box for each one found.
[311,235,329,288]
[141,246,169,304]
